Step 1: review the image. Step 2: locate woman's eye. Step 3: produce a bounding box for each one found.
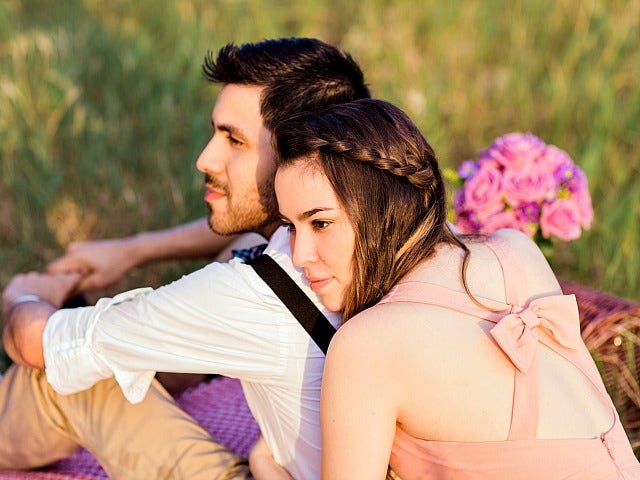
[282,221,295,232]
[312,220,331,230]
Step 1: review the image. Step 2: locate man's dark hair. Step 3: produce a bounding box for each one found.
[202,38,371,130]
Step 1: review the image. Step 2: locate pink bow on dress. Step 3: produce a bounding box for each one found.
[490,294,581,373]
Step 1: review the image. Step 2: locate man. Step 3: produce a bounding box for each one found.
[1,37,370,479]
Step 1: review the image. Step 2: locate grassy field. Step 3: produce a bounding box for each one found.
[1,0,639,404]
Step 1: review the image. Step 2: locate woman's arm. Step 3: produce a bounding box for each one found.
[320,314,398,480]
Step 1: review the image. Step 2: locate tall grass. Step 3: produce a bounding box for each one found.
[1,0,638,364]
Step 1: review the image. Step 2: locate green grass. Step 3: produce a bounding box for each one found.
[1,1,638,373]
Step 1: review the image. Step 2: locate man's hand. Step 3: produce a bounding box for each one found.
[46,238,139,293]
[2,271,82,368]
[3,271,83,312]
[248,435,293,480]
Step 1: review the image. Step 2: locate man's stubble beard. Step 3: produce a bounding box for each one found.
[206,175,280,237]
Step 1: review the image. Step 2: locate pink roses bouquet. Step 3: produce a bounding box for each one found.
[452,133,593,244]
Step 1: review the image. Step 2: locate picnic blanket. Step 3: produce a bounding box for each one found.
[0,376,260,479]
[1,281,638,478]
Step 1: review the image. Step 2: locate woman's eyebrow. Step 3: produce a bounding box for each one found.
[278,207,337,222]
[298,207,335,220]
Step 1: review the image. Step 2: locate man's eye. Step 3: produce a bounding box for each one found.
[228,136,242,146]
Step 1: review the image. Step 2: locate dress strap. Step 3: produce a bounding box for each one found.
[384,235,604,440]
[379,283,507,320]
[485,234,529,306]
[484,234,620,439]
[485,234,541,439]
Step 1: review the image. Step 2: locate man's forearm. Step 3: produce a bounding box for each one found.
[2,301,53,369]
[132,217,237,265]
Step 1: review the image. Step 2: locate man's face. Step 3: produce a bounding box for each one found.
[196,84,279,236]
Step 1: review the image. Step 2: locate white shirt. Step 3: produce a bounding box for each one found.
[43,226,342,480]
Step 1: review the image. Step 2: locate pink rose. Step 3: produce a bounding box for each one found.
[538,145,573,173]
[477,155,501,170]
[540,198,583,240]
[480,133,546,170]
[480,210,514,234]
[453,133,593,245]
[461,164,504,220]
[480,210,537,237]
[502,167,558,206]
[574,187,594,229]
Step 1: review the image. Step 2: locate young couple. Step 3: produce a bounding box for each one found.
[2,38,638,479]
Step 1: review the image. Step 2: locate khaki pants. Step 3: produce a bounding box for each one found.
[0,364,250,479]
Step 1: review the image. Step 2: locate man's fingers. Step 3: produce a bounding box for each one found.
[73,275,101,294]
[46,256,89,275]
[58,270,84,285]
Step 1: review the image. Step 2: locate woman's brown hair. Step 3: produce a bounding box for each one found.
[274,99,467,320]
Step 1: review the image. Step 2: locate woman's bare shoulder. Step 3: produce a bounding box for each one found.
[328,303,417,362]
[488,227,537,249]
[487,228,562,296]
[329,300,453,368]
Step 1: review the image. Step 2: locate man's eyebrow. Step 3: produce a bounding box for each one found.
[215,123,245,138]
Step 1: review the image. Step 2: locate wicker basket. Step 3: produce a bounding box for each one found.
[559,279,640,455]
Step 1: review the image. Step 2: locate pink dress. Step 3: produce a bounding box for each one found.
[379,236,640,480]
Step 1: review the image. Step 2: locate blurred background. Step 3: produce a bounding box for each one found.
[1,0,638,374]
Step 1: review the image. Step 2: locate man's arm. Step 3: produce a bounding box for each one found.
[46,217,240,293]
[2,272,81,368]
[41,256,294,401]
[3,302,51,368]
[249,436,294,480]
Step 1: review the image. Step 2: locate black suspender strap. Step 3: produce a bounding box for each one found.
[247,254,336,355]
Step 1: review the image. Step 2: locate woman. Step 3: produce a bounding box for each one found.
[271,99,640,479]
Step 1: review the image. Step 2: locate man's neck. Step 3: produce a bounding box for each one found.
[257,221,282,240]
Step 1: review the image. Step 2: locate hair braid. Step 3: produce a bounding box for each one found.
[274,99,464,320]
[309,136,439,193]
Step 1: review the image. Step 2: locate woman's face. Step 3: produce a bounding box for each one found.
[275,162,355,312]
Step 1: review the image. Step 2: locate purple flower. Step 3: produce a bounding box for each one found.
[516,202,541,223]
[457,160,480,180]
[453,188,466,213]
[454,211,483,234]
[555,163,587,193]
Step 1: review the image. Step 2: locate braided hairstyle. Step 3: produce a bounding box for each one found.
[274,99,466,320]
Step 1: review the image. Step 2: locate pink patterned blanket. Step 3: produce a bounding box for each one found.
[0,376,260,479]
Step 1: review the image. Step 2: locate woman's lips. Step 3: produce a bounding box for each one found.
[307,277,332,292]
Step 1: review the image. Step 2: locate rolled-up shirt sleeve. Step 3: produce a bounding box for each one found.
[43,258,291,404]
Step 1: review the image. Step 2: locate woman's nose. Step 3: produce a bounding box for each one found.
[290,231,318,269]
